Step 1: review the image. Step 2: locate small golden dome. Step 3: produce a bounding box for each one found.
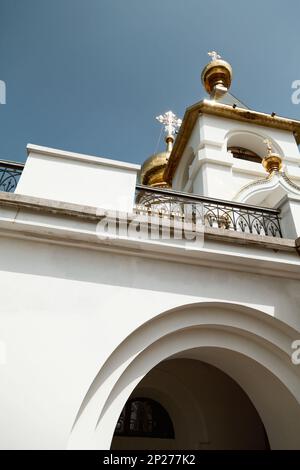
[262,153,283,174]
[201,54,232,96]
[140,150,170,187]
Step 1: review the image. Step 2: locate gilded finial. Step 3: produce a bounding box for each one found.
[262,138,282,174]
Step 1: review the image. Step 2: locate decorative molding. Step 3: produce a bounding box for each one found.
[234,171,300,203]
[281,172,300,192]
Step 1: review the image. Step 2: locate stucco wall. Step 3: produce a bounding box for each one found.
[0,234,299,449]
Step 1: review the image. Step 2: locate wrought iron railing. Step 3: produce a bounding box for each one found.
[0,160,24,192]
[135,184,282,238]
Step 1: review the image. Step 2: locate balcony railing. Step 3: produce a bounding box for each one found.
[0,160,24,192]
[135,184,282,238]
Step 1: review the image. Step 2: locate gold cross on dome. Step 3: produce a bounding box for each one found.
[156,111,182,138]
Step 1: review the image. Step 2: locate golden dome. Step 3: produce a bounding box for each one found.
[201,58,233,96]
[140,149,170,187]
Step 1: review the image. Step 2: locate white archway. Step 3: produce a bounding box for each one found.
[68,302,300,449]
[234,171,300,207]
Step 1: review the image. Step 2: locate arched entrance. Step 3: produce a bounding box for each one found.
[111,358,270,450]
[68,302,300,450]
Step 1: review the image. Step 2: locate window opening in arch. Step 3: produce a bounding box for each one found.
[114,397,175,439]
[228,146,262,164]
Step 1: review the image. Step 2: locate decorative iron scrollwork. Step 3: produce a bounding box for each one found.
[135,185,282,238]
[0,161,24,192]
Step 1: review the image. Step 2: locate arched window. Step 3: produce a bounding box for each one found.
[114,397,175,439]
[228,146,262,164]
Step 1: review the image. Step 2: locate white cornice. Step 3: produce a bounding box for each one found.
[0,192,298,281]
[0,224,298,281]
[26,143,141,172]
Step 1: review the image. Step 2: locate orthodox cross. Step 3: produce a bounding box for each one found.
[156,111,182,138]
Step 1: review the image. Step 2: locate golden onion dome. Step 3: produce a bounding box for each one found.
[140,149,170,188]
[201,52,232,96]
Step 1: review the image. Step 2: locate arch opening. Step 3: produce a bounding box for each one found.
[110,358,270,450]
[226,130,283,160]
[228,146,262,164]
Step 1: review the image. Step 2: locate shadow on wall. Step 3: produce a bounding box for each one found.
[0,236,294,313]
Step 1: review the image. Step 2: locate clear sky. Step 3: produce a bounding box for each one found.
[0,0,300,165]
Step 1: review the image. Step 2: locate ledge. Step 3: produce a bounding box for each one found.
[0,191,101,220]
[0,191,296,252]
[204,225,295,252]
[0,191,299,280]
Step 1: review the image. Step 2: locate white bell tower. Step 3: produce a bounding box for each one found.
[161,52,300,238]
[165,52,300,209]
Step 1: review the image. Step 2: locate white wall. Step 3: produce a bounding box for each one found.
[1,137,299,450]
[0,233,299,449]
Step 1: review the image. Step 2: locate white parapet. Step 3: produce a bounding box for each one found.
[16,144,140,212]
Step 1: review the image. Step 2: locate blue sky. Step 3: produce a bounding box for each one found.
[0,0,300,165]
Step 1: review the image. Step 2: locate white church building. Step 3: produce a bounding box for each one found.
[1,53,300,450]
